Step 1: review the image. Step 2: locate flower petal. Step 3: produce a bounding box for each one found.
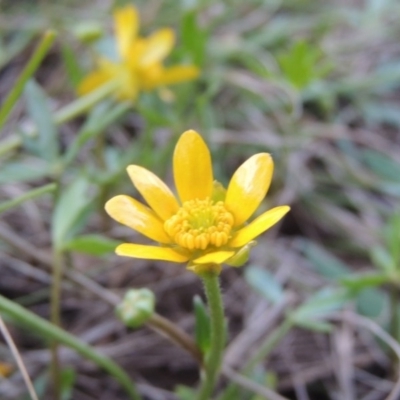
[116,243,189,262]
[156,65,200,86]
[77,70,110,96]
[225,153,274,227]
[138,28,175,67]
[193,250,235,264]
[229,206,290,248]
[105,195,172,244]
[126,165,179,221]
[173,130,213,202]
[114,5,139,59]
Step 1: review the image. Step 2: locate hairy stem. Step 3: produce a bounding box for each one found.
[196,270,226,400]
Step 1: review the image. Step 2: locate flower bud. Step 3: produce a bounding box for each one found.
[116,289,155,328]
[72,22,103,43]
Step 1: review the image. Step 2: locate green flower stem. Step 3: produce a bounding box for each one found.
[196,270,226,400]
[148,313,203,365]
[0,294,141,400]
[0,183,56,215]
[218,318,293,400]
[53,80,119,126]
[0,30,56,133]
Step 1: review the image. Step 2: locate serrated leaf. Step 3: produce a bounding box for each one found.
[52,177,94,249]
[193,295,211,354]
[245,265,284,304]
[63,234,119,256]
[24,80,59,163]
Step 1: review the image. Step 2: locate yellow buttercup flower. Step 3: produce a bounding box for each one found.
[78,5,200,101]
[105,130,290,274]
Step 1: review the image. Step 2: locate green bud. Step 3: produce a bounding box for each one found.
[116,289,155,328]
[72,22,103,43]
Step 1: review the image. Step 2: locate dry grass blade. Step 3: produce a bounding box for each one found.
[335,313,400,400]
[0,315,39,400]
[223,365,290,400]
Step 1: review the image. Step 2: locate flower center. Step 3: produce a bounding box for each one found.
[164,198,234,250]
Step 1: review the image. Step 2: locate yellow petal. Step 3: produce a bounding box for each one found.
[116,243,189,262]
[193,250,235,264]
[156,65,200,86]
[114,5,139,59]
[77,70,110,96]
[126,165,179,221]
[138,28,175,67]
[229,206,290,248]
[225,153,274,227]
[105,195,172,244]
[173,130,213,202]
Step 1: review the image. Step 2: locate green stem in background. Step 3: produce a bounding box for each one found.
[0,183,56,215]
[0,80,121,156]
[0,136,22,157]
[53,80,119,126]
[0,31,56,133]
[50,249,63,400]
[0,295,141,400]
[196,270,226,400]
[218,318,293,400]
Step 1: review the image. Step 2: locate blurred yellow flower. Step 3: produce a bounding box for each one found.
[105,130,290,274]
[78,5,200,101]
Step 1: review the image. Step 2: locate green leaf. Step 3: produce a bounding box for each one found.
[277,40,330,89]
[299,239,350,280]
[63,234,119,256]
[356,288,387,318]
[24,80,59,163]
[361,149,400,181]
[0,159,49,184]
[52,177,94,249]
[245,265,284,304]
[371,246,396,274]
[175,385,196,400]
[290,288,350,329]
[193,295,211,354]
[340,272,389,291]
[61,367,76,400]
[385,212,400,267]
[294,319,334,333]
[61,43,84,88]
[181,10,208,66]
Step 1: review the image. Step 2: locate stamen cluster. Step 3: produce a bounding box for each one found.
[164,198,234,250]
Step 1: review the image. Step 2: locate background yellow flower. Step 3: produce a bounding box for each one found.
[78,5,199,101]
